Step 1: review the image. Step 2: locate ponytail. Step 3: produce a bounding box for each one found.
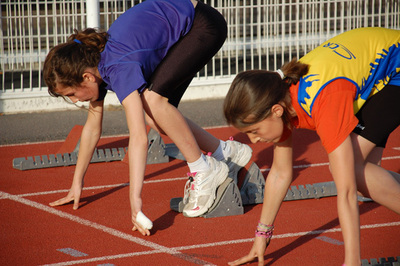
[68,28,108,53]
[280,58,309,86]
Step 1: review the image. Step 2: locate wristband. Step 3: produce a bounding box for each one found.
[257,221,274,231]
[255,221,274,239]
[255,229,274,238]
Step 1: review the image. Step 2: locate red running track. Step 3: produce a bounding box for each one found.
[1,126,399,265]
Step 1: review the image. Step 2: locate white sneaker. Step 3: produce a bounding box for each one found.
[183,156,228,217]
[224,139,253,183]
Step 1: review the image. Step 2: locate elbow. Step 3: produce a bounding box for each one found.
[81,125,102,141]
[268,168,293,186]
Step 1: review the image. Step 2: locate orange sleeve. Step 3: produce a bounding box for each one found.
[311,79,359,154]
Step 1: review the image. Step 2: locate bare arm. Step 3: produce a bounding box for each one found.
[229,136,293,266]
[50,100,104,209]
[260,136,293,225]
[121,91,150,236]
[328,135,360,266]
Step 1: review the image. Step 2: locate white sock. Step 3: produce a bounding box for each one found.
[212,140,231,161]
[187,153,210,173]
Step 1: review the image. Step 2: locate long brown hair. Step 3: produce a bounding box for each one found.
[223,59,309,129]
[43,28,108,97]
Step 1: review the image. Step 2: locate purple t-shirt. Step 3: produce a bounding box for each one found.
[98,0,195,102]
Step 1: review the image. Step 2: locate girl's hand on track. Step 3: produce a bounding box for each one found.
[228,237,270,266]
[132,212,151,236]
[49,183,82,210]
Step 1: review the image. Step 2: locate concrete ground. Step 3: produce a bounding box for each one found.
[0,98,227,145]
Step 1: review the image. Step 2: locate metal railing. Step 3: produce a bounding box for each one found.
[1,0,399,111]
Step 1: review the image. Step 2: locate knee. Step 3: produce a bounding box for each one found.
[142,90,168,110]
[146,117,166,135]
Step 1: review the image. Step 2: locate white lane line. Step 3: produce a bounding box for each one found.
[260,155,400,172]
[315,236,344,245]
[57,248,88,257]
[41,250,164,266]
[16,177,187,198]
[40,221,400,266]
[0,191,216,266]
[173,221,400,250]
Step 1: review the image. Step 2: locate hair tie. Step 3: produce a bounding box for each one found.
[73,39,82,44]
[276,69,285,79]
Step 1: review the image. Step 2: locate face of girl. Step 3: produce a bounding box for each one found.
[239,105,285,144]
[56,72,99,103]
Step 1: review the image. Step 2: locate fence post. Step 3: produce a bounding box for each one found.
[86,0,100,28]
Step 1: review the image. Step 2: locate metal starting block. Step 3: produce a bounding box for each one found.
[13,148,127,170]
[146,128,185,164]
[170,178,244,218]
[284,181,373,202]
[203,178,244,218]
[284,181,337,201]
[170,162,265,218]
[170,165,373,218]
[361,256,400,266]
[240,162,265,205]
[12,128,185,170]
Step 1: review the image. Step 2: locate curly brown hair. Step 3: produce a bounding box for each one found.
[43,28,108,97]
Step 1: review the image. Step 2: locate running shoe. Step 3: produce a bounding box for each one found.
[183,156,228,217]
[224,138,253,183]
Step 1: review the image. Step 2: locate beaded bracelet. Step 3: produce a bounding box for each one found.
[257,221,274,231]
[255,221,274,239]
[255,229,274,238]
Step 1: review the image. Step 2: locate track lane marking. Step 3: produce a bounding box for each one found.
[2,190,399,265]
[2,156,399,265]
[0,191,215,266]
[39,221,400,265]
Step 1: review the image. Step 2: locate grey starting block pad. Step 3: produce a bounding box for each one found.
[240,162,265,205]
[13,148,126,170]
[203,178,243,218]
[147,128,185,164]
[170,178,244,218]
[284,181,337,201]
[170,162,264,218]
[284,181,373,202]
[12,129,186,170]
[170,163,373,218]
[361,256,400,266]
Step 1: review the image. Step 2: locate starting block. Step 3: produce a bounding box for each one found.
[284,182,337,201]
[170,161,265,218]
[12,128,185,170]
[170,162,372,218]
[239,162,265,205]
[361,256,400,266]
[170,178,244,218]
[12,148,127,170]
[123,128,185,165]
[284,181,373,202]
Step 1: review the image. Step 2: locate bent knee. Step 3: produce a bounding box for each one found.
[142,90,168,107]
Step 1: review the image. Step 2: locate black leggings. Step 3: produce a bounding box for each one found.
[353,84,400,147]
[148,1,227,107]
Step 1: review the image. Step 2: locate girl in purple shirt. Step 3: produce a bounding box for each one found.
[43,0,252,235]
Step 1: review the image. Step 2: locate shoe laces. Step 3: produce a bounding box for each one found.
[183,172,196,203]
